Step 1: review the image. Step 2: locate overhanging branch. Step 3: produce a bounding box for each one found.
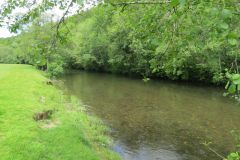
[112,1,171,6]
[56,0,74,37]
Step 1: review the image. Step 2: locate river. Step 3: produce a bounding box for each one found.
[61,71,240,160]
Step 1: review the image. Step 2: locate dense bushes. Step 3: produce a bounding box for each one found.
[0,46,17,64]
[0,21,70,78]
[0,1,239,83]
[66,1,239,84]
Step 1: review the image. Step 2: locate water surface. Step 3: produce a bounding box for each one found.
[61,71,240,160]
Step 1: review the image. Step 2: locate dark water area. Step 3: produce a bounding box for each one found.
[61,71,240,160]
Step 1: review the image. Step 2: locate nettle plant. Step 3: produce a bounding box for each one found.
[225,71,240,100]
[227,152,240,160]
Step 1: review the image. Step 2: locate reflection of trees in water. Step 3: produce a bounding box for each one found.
[62,72,240,160]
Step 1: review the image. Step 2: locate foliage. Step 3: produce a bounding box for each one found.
[0,45,18,64]
[0,17,73,77]
[0,1,240,159]
[47,61,65,78]
[227,152,240,160]
[0,0,88,32]
[0,0,239,82]
[225,72,240,98]
[60,1,239,83]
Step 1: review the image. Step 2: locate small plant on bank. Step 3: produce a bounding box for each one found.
[227,152,240,160]
[224,72,240,100]
[47,62,64,78]
[142,77,150,83]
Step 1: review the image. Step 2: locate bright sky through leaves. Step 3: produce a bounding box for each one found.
[0,0,96,38]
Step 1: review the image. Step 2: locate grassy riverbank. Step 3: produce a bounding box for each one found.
[0,64,119,160]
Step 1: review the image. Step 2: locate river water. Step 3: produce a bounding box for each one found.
[61,71,240,160]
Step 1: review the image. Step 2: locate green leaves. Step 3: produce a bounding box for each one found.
[170,0,186,7]
[1,0,240,85]
[222,9,233,19]
[225,73,240,96]
[219,23,229,30]
[228,84,237,94]
[170,0,180,7]
[228,39,237,46]
[227,32,238,46]
[227,152,240,160]
[231,74,240,84]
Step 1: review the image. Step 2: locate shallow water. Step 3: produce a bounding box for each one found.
[61,71,240,160]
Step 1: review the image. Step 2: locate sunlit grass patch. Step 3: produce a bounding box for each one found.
[0,64,119,160]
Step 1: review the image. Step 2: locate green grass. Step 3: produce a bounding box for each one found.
[0,64,119,160]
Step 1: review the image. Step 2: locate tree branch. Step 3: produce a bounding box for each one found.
[112,1,171,6]
[56,0,74,37]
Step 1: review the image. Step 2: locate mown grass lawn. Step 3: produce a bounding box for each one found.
[0,64,119,160]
